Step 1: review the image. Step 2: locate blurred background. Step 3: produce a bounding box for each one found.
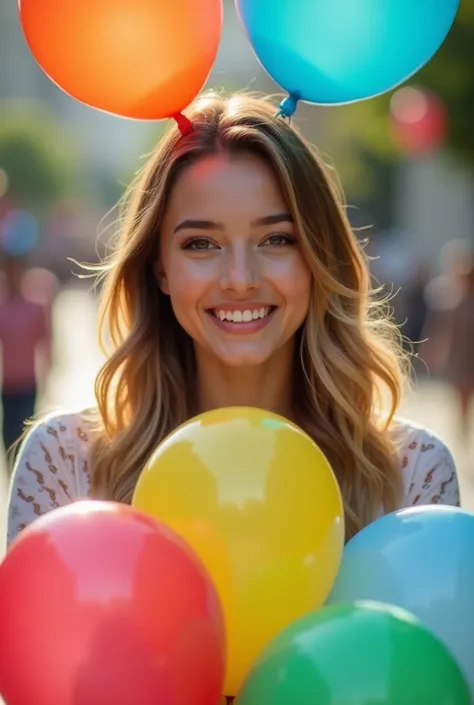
[0,0,473,544]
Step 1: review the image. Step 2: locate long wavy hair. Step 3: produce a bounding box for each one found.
[87,91,408,540]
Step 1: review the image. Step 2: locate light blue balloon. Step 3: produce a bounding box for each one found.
[326,506,474,698]
[235,0,460,111]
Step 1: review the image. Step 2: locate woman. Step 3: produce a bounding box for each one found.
[6,92,460,549]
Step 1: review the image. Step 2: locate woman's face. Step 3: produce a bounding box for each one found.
[159,151,312,368]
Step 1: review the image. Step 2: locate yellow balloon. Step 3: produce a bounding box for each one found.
[132,407,344,696]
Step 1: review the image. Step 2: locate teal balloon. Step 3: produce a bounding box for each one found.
[235,0,460,110]
[235,601,471,705]
[327,506,474,699]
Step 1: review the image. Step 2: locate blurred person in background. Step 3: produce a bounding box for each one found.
[425,264,474,441]
[421,240,474,439]
[366,227,416,332]
[0,252,52,471]
[424,239,471,315]
[403,262,430,366]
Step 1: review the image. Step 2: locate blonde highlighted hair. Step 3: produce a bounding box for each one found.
[86,91,408,540]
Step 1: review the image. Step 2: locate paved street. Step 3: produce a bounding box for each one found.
[1,286,473,557]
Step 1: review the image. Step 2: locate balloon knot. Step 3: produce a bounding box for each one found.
[172,112,194,136]
[277,93,300,119]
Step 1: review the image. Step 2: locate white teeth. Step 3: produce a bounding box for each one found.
[213,307,272,323]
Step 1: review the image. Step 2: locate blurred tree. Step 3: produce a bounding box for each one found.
[0,100,81,208]
[417,0,474,167]
[328,1,474,174]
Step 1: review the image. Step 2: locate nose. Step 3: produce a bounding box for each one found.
[220,242,259,295]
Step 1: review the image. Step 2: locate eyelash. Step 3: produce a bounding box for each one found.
[264,233,297,247]
[180,233,297,250]
[180,237,216,251]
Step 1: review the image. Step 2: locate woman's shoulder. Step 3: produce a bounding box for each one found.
[16,408,95,468]
[19,406,94,486]
[389,415,454,461]
[389,416,460,509]
[22,407,95,444]
[390,415,447,449]
[6,408,94,549]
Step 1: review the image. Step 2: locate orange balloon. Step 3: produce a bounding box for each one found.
[19,0,223,119]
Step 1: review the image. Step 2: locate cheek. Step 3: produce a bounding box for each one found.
[268,252,312,307]
[164,255,212,311]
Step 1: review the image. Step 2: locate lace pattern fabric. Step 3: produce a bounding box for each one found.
[5,412,461,550]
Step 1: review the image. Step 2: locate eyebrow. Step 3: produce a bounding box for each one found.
[173,212,293,234]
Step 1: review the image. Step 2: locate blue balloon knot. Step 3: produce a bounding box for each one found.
[278,93,300,118]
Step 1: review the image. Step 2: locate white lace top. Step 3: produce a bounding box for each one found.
[5,411,461,550]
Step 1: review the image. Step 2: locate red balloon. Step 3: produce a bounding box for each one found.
[0,501,225,705]
[390,86,448,156]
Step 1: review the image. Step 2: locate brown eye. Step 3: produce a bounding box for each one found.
[262,233,296,247]
[181,237,218,251]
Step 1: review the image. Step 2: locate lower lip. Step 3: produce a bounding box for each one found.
[206,309,276,335]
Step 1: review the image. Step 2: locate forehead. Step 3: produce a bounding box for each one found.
[164,152,287,222]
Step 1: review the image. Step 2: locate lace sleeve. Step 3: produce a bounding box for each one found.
[404,440,461,508]
[6,416,78,549]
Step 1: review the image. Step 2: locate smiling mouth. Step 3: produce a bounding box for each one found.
[207,306,277,323]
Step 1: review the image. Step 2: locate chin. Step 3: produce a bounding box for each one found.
[215,349,273,368]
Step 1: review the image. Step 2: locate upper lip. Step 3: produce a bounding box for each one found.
[207,303,276,311]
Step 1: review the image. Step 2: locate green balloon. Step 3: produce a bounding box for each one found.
[235,601,471,705]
